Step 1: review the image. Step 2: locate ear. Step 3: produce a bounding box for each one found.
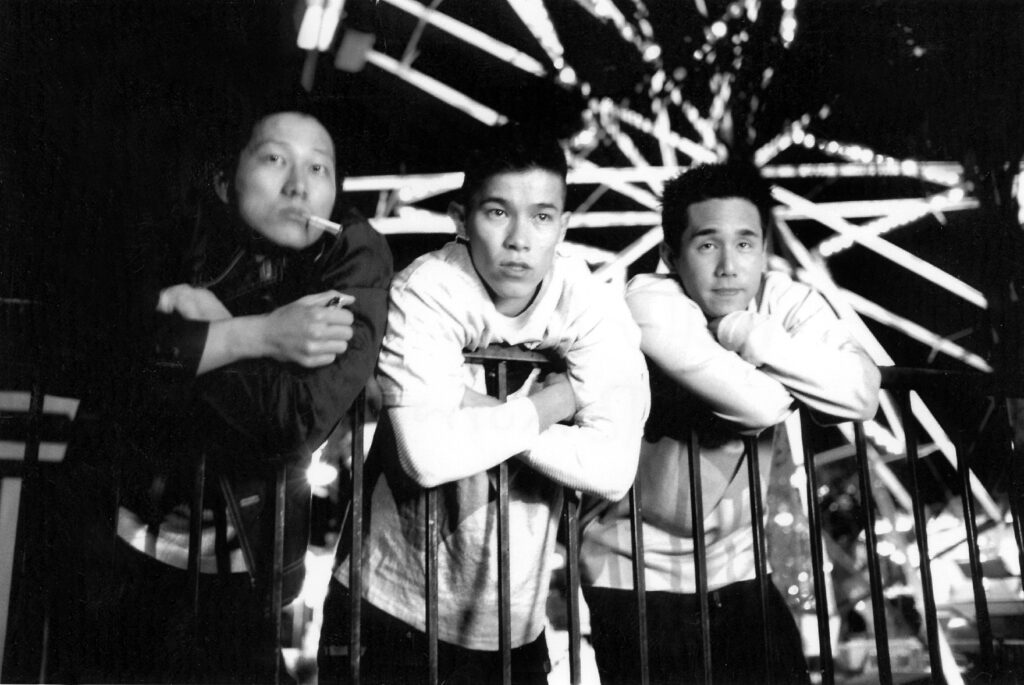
[214,171,230,205]
[557,211,570,242]
[448,201,467,239]
[658,241,677,271]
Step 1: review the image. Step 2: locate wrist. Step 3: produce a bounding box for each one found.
[222,315,267,361]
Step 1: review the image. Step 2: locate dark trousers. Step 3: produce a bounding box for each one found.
[584,578,810,685]
[51,538,278,684]
[317,577,551,685]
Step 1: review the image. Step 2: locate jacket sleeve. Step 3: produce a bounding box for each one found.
[714,278,880,422]
[167,218,393,462]
[627,279,795,432]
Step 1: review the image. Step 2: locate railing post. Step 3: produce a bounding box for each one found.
[953,429,995,678]
[628,475,650,685]
[425,487,439,685]
[562,489,582,685]
[799,409,834,685]
[743,435,772,684]
[896,391,944,682]
[495,360,513,685]
[349,392,366,685]
[687,429,712,685]
[853,422,892,685]
[271,465,287,685]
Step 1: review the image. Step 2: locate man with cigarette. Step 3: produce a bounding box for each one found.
[53,95,392,683]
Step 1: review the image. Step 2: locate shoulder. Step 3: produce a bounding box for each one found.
[625,273,705,322]
[317,207,394,285]
[759,270,838,330]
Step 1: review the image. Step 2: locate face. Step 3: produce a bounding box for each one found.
[453,168,569,316]
[217,112,337,250]
[665,196,766,319]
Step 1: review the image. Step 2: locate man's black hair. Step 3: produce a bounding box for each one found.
[661,161,774,253]
[458,123,568,206]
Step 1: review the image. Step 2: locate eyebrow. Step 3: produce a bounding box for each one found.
[478,197,561,212]
[252,139,335,160]
[687,226,762,240]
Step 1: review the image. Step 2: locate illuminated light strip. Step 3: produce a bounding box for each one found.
[772,186,988,309]
[572,159,661,209]
[653,101,679,168]
[818,191,976,258]
[506,0,569,74]
[616,106,719,163]
[369,210,662,234]
[774,218,1001,522]
[839,289,993,372]
[762,162,964,181]
[365,50,509,126]
[592,227,663,281]
[776,197,978,221]
[381,0,547,77]
[609,130,660,193]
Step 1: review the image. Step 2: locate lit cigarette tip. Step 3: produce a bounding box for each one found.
[306,215,343,235]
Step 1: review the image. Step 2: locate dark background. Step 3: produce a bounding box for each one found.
[1,0,1023,482]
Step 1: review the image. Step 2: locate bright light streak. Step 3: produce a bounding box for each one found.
[381,0,547,77]
[365,51,509,126]
[297,1,324,50]
[318,0,345,50]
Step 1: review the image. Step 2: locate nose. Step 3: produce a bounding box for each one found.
[503,217,530,251]
[715,247,737,276]
[282,166,307,199]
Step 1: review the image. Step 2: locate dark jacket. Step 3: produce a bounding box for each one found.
[119,206,392,601]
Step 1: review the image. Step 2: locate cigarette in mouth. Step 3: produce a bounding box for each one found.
[305,215,343,235]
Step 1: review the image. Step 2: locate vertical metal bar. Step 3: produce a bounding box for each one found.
[743,436,772,684]
[562,490,582,685]
[496,360,512,685]
[349,392,366,685]
[853,422,892,685]
[271,465,287,685]
[426,486,439,685]
[1010,406,1024,597]
[688,429,712,685]
[896,392,943,681]
[628,476,650,685]
[799,409,834,685]
[188,454,206,635]
[953,431,995,674]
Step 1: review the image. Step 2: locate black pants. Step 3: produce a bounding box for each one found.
[52,538,279,684]
[317,577,551,685]
[584,578,810,685]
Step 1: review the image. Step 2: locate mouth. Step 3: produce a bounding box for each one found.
[499,261,532,274]
[281,207,311,224]
[712,288,743,296]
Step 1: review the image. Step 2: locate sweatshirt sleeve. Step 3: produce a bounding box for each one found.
[518,281,649,501]
[378,264,546,488]
[380,266,648,501]
[714,275,880,422]
[627,277,795,431]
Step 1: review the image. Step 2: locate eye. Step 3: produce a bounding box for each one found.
[261,153,285,166]
[485,208,507,219]
[310,163,332,177]
[535,212,552,223]
[697,241,716,252]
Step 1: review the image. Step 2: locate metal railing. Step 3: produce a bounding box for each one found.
[338,358,1024,685]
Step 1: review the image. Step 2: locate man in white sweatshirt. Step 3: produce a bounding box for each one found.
[318,124,649,684]
[580,161,880,684]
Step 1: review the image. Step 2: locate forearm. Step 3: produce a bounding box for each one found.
[521,393,646,501]
[718,313,880,420]
[389,399,540,487]
[196,315,268,375]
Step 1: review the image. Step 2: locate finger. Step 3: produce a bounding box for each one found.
[322,324,354,342]
[296,353,338,369]
[321,307,355,326]
[305,291,356,307]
